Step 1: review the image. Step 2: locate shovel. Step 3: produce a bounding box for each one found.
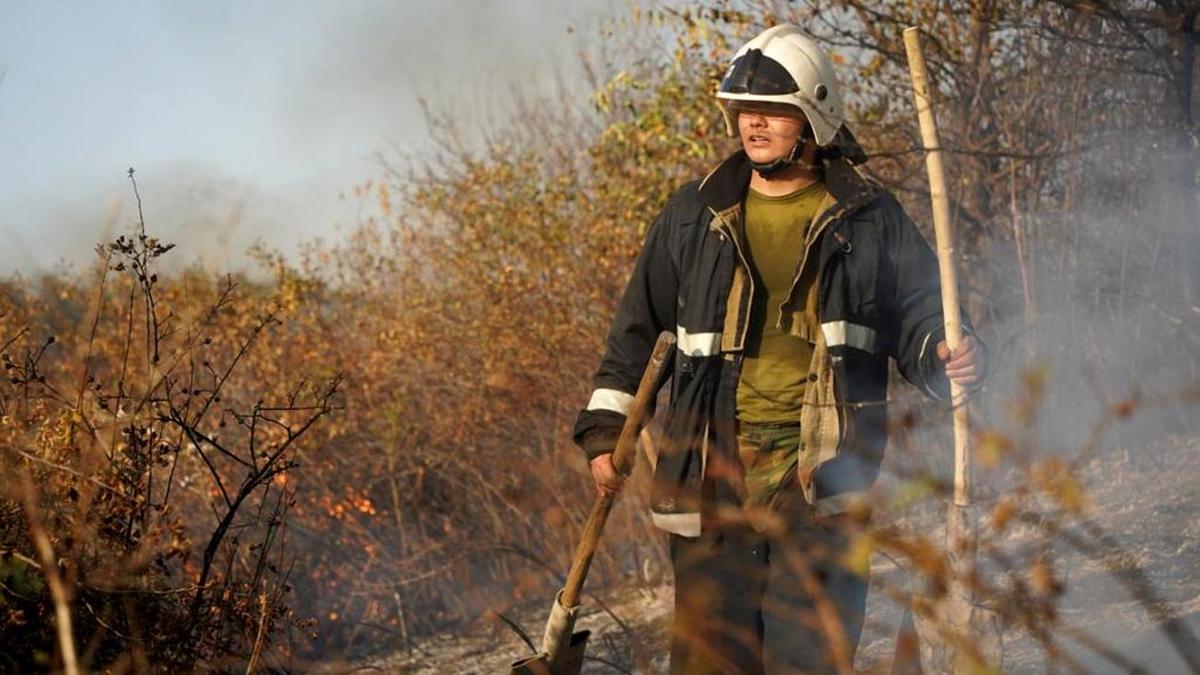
[510,331,676,675]
[902,27,1004,673]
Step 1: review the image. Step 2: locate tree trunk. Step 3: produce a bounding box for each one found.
[1166,8,1200,310]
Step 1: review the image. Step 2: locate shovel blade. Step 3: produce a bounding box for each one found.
[510,630,590,675]
[510,589,590,675]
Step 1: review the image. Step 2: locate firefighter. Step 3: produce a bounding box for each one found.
[574,24,982,673]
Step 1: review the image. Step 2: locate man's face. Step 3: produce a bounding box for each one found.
[732,102,808,164]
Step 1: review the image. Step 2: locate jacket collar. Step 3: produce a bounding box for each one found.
[697,150,754,213]
[697,150,881,217]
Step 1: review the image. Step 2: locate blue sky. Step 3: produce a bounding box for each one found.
[0,1,613,274]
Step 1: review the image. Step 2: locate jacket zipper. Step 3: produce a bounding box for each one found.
[781,204,844,323]
[709,206,755,349]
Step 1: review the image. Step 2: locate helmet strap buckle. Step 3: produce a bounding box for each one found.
[749,140,818,176]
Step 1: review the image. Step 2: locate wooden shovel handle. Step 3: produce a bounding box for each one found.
[561,332,675,608]
[903,28,972,507]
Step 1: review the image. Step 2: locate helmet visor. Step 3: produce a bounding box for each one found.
[719,49,799,95]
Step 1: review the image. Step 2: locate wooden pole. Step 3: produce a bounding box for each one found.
[513,333,674,673]
[560,332,674,607]
[901,32,1004,673]
[902,27,971,508]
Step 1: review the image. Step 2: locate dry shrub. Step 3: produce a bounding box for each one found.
[0,172,340,671]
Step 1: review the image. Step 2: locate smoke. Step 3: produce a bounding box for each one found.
[0,163,345,277]
[0,1,612,277]
[865,121,1200,669]
[879,124,1200,495]
[273,2,594,144]
[989,129,1197,442]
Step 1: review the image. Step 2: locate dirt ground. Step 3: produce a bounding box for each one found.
[351,433,1199,674]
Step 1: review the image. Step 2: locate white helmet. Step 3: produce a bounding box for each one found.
[716,25,846,148]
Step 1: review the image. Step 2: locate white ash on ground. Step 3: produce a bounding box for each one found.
[361,584,673,674]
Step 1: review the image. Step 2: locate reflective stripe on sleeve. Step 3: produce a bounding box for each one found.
[820,321,880,353]
[586,388,635,415]
[677,326,721,357]
[651,511,701,538]
[918,331,935,364]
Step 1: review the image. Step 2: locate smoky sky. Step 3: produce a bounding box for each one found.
[0,0,613,275]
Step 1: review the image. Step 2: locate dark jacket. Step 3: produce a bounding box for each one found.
[573,151,978,537]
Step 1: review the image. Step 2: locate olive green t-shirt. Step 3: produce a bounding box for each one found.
[736,181,826,423]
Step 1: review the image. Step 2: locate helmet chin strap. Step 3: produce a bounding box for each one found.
[749,139,819,176]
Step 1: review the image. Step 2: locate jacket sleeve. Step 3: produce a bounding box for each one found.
[572,203,679,461]
[885,199,985,402]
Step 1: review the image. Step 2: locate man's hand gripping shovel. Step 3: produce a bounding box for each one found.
[510,332,675,675]
[902,27,1004,673]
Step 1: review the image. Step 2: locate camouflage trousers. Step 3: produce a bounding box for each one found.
[736,421,805,515]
